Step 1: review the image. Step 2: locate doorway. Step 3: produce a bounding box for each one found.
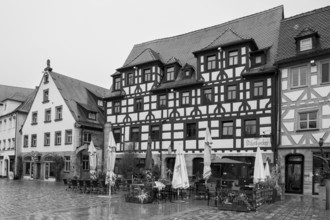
[285,154,304,194]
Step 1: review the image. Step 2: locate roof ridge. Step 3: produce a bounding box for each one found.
[124,48,158,67]
[133,5,283,47]
[282,5,330,22]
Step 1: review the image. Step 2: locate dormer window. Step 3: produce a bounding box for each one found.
[44,73,49,84]
[300,38,312,51]
[97,100,103,106]
[184,70,191,78]
[166,67,175,81]
[88,112,96,120]
[127,73,134,85]
[143,68,152,82]
[114,77,121,90]
[255,56,262,64]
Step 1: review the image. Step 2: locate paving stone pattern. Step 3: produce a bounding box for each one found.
[0,179,329,220]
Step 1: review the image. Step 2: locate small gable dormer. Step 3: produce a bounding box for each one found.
[294,27,320,53]
[249,47,270,68]
[164,57,182,82]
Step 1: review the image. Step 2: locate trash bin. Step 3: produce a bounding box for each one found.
[9,171,14,180]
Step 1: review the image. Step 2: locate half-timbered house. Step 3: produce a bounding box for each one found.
[276,6,330,195]
[105,6,283,181]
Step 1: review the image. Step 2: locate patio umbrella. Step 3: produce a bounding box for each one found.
[88,140,97,180]
[145,136,153,170]
[106,130,117,197]
[172,143,189,189]
[253,146,266,183]
[264,160,271,178]
[203,127,212,182]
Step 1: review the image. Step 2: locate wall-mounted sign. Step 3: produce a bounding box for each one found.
[244,137,271,148]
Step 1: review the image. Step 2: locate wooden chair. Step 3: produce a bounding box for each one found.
[71,179,78,191]
[195,183,208,200]
[84,180,92,193]
[78,180,85,193]
[63,179,72,191]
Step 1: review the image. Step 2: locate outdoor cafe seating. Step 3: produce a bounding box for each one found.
[63,178,114,195]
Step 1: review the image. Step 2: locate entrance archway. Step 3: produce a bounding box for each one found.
[285,154,304,194]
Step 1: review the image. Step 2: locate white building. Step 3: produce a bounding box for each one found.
[21,62,110,181]
[0,85,35,178]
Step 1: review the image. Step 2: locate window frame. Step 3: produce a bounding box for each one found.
[299,37,312,51]
[44,108,51,123]
[55,106,63,121]
[158,94,167,109]
[65,129,72,144]
[203,88,213,104]
[135,98,143,111]
[82,154,89,171]
[31,111,38,125]
[166,66,175,82]
[113,101,121,114]
[24,135,28,148]
[181,91,190,106]
[88,112,96,120]
[113,128,121,144]
[221,121,234,138]
[130,127,140,142]
[44,132,50,146]
[114,77,121,90]
[228,50,239,66]
[321,61,330,84]
[207,55,216,70]
[43,89,49,103]
[64,156,71,172]
[83,132,92,143]
[31,134,37,147]
[244,119,258,137]
[143,68,152,82]
[126,72,134,85]
[55,131,61,145]
[291,66,308,88]
[226,84,237,101]
[186,123,197,139]
[252,80,265,98]
[298,111,318,131]
[150,125,160,141]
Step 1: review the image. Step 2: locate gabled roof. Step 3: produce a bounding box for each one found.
[165,57,182,66]
[295,27,319,39]
[120,48,161,69]
[17,89,38,113]
[121,6,283,70]
[49,72,111,127]
[197,28,251,52]
[276,6,330,64]
[0,84,34,103]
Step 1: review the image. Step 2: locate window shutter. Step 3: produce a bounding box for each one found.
[322,63,330,83]
[292,69,299,87]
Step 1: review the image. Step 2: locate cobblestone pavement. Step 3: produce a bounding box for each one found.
[1,179,329,220]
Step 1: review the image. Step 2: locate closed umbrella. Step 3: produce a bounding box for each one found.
[172,143,189,189]
[106,130,117,197]
[203,127,212,182]
[145,136,153,170]
[88,141,97,180]
[253,146,266,183]
[264,160,271,178]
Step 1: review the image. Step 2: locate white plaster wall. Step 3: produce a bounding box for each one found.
[21,75,75,153]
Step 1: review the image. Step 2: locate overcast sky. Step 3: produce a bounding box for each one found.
[1,0,329,90]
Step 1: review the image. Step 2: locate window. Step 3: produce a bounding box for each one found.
[3,140,6,150]
[135,98,143,111]
[65,130,72,144]
[229,50,239,66]
[44,74,49,83]
[43,89,49,102]
[166,67,175,81]
[300,38,312,51]
[291,66,307,88]
[255,56,262,64]
[32,112,38,125]
[203,88,212,104]
[88,112,96,120]
[321,62,330,83]
[253,81,264,97]
[127,73,134,85]
[55,131,61,145]
[222,121,234,137]
[31,134,37,147]
[227,85,237,100]
[97,100,103,106]
[150,125,160,141]
[64,156,70,172]
[130,127,140,142]
[45,109,51,122]
[83,132,92,143]
[144,68,152,82]
[24,135,28,148]
[82,155,89,171]
[113,128,121,143]
[184,70,191,78]
[114,77,121,90]
[182,92,190,106]
[159,95,167,108]
[186,123,197,139]
[113,101,121,114]
[245,119,257,136]
[44,133,50,146]
[299,111,317,130]
[55,106,62,120]
[207,55,216,70]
